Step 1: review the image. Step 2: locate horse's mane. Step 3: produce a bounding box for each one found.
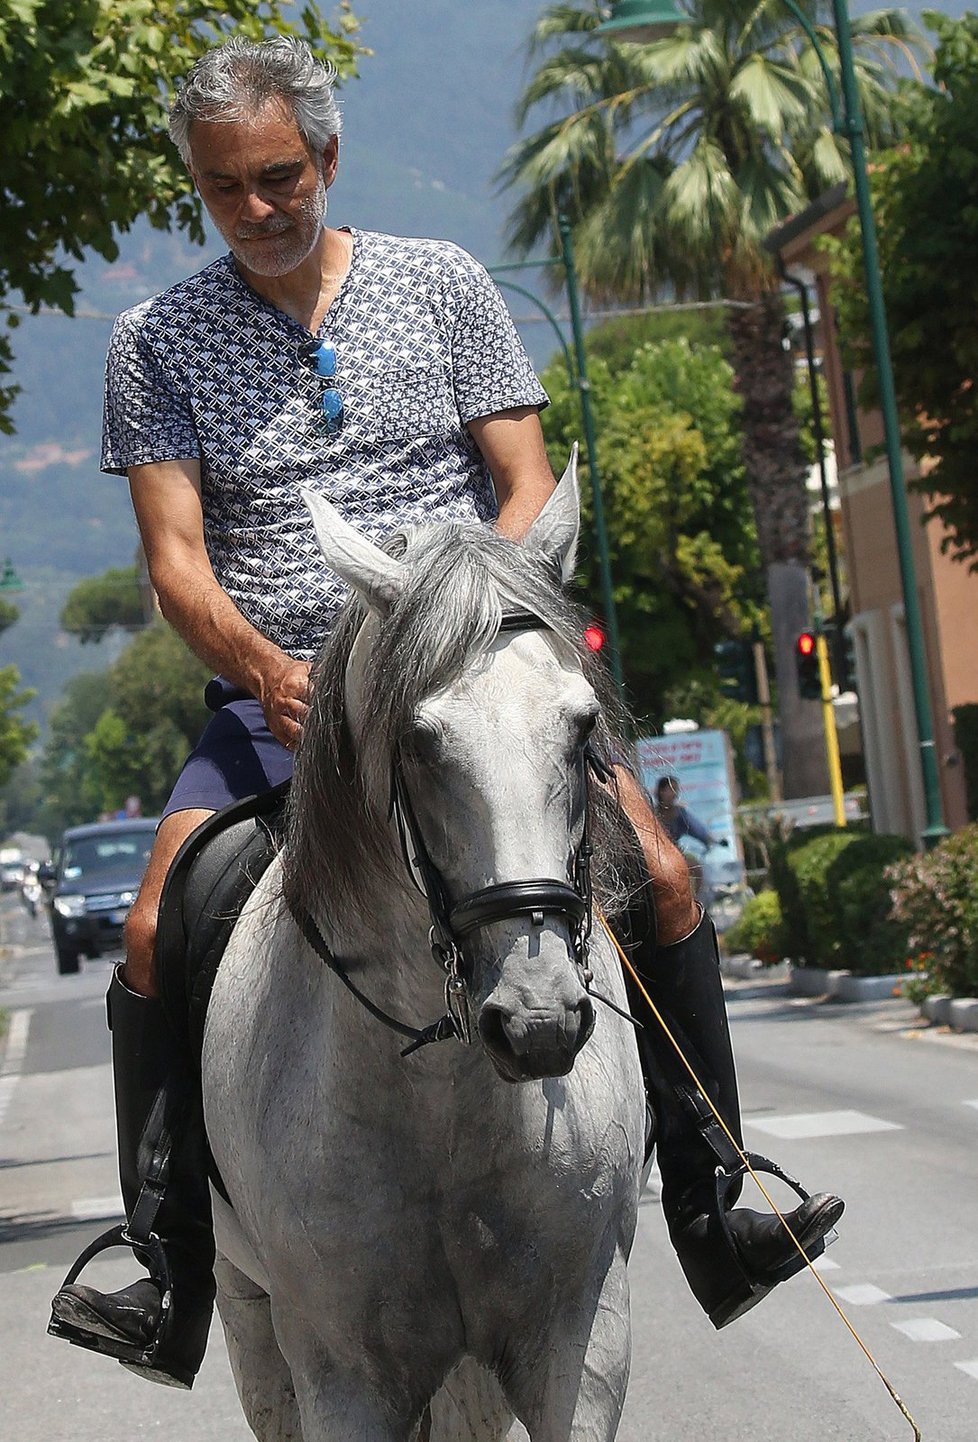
[281,521,638,929]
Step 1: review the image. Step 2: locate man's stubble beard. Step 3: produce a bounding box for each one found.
[220,170,328,279]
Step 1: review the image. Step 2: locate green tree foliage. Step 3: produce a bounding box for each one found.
[502,1,921,794]
[0,0,363,431]
[824,12,978,565]
[0,596,17,634]
[0,664,37,789]
[542,332,762,721]
[39,670,117,830]
[60,564,146,641]
[39,622,210,825]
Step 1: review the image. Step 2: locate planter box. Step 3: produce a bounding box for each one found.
[922,994,953,1026]
[949,998,978,1033]
[720,953,763,980]
[829,971,903,1003]
[788,966,830,997]
[789,966,902,1002]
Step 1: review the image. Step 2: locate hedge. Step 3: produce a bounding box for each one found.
[889,824,978,998]
[724,890,786,965]
[770,830,913,975]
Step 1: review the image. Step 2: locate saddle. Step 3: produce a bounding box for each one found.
[156,782,290,1061]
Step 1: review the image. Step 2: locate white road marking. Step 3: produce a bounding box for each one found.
[71,1196,125,1221]
[833,1283,892,1306]
[1,1008,31,1072]
[0,1009,32,1126]
[891,1318,961,1342]
[745,1109,902,1139]
[964,1099,978,1111]
[810,1254,841,1273]
[954,1361,978,1381]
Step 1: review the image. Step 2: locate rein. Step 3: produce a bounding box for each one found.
[287,609,608,1057]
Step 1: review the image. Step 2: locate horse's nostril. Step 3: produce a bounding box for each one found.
[478,1003,510,1057]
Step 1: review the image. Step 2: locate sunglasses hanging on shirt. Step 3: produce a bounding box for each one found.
[297,338,344,436]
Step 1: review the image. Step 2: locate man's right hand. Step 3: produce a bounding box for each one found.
[259,659,312,750]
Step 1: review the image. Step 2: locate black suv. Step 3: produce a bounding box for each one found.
[45,819,156,974]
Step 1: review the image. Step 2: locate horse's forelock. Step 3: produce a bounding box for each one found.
[282,523,634,924]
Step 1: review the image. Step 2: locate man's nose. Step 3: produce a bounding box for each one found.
[239,188,277,221]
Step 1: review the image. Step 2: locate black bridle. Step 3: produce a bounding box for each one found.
[288,611,611,1056]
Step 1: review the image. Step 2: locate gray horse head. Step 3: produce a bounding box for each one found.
[285,452,631,1082]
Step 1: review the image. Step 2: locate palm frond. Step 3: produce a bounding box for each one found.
[728,54,813,132]
[525,2,603,55]
[662,140,739,255]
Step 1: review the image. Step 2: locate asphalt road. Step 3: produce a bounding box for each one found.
[2,890,977,1441]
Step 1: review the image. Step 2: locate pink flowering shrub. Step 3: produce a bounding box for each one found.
[888,826,978,999]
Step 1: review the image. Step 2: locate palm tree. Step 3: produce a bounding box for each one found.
[501,0,924,796]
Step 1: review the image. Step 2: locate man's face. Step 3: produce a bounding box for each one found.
[188,100,337,278]
[658,781,678,808]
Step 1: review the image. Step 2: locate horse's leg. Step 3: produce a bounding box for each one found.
[272,1312,417,1442]
[214,1256,303,1442]
[509,1252,631,1442]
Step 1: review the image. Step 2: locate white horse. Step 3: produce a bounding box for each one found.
[201,458,646,1441]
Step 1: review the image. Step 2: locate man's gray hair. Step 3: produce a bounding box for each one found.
[169,35,342,165]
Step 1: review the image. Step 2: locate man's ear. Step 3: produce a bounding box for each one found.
[322,135,339,186]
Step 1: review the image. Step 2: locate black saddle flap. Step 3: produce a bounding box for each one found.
[156,782,289,1059]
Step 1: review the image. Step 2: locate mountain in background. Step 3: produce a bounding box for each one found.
[0,0,949,735]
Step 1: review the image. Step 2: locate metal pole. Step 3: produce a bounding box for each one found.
[752,637,782,802]
[557,214,625,700]
[830,0,947,844]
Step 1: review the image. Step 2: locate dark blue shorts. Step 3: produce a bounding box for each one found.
[160,681,294,821]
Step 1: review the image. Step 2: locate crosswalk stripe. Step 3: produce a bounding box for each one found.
[833,1283,892,1306]
[746,1109,902,1139]
[71,1196,125,1221]
[891,1318,961,1342]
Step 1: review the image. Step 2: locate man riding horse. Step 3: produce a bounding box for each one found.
[50,35,842,1391]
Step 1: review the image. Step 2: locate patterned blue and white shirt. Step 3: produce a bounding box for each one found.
[102,228,549,658]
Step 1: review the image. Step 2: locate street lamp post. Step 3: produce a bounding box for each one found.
[491,220,626,702]
[596,0,948,843]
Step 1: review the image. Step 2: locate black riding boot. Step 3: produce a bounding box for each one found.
[48,967,215,1388]
[618,899,844,1329]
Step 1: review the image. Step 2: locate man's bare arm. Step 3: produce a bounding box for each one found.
[467,407,556,539]
[128,458,309,749]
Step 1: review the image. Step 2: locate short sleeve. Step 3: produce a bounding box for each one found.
[441,248,550,425]
[101,310,200,475]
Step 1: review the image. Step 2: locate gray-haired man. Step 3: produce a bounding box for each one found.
[50,34,841,1390]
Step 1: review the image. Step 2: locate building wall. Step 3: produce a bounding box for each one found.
[773,198,977,842]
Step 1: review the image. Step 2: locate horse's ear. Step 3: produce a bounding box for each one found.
[522,444,580,583]
[301,488,406,615]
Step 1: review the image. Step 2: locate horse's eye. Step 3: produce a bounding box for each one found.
[402,719,443,767]
[572,707,599,750]
[574,709,597,744]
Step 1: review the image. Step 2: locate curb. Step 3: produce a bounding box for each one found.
[920,993,978,1033]
[786,965,902,1003]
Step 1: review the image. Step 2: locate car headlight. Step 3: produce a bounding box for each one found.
[54,894,87,918]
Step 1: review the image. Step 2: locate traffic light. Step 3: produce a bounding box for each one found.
[840,626,857,693]
[714,638,758,704]
[583,622,606,653]
[795,630,821,699]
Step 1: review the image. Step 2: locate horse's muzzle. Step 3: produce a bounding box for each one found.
[477,989,595,1082]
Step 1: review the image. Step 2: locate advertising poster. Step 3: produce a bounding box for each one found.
[634,730,743,896]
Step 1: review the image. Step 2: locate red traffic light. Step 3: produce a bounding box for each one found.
[583,623,606,652]
[796,630,816,657]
